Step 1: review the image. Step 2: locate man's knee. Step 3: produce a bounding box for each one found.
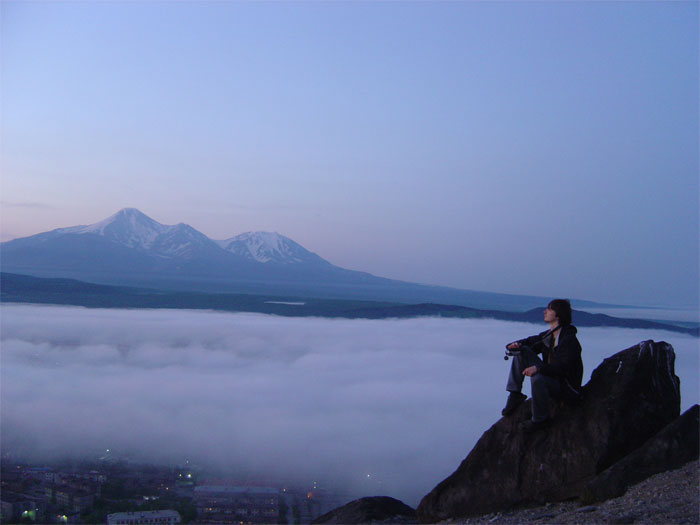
[531,373,560,397]
[530,373,551,394]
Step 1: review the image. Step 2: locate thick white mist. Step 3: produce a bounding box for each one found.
[1,304,697,506]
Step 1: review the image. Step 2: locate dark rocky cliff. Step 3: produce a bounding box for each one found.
[417,340,684,522]
[581,403,699,504]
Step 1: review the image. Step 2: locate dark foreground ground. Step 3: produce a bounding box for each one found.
[440,460,699,525]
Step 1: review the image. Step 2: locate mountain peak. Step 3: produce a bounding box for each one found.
[108,207,163,226]
[217,231,323,265]
[114,207,149,218]
[116,207,143,214]
[57,208,167,248]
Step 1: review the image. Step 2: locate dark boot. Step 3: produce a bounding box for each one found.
[501,392,527,416]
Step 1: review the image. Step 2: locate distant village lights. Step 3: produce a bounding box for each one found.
[3,459,346,523]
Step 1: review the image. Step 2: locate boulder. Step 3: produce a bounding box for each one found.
[580,404,699,503]
[312,496,416,524]
[417,340,681,522]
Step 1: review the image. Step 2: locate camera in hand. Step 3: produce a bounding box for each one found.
[504,343,522,360]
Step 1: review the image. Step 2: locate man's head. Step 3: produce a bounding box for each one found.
[547,299,572,326]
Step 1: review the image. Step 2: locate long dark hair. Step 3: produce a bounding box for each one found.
[548,299,572,326]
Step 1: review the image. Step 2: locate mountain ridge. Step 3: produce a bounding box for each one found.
[0,208,638,312]
[2,273,696,336]
[216,230,330,266]
[0,207,359,285]
[38,208,309,263]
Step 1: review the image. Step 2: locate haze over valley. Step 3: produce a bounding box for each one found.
[2,304,698,507]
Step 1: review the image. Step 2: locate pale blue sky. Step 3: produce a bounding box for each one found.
[2,1,698,308]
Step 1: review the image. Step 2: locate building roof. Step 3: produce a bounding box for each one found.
[194,485,278,495]
[107,509,181,519]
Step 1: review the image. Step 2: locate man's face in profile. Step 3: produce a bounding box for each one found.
[544,306,558,324]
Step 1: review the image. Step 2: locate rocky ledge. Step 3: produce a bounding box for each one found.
[320,341,698,525]
[417,340,695,522]
[444,459,699,525]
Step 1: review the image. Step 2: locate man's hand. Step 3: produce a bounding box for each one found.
[523,366,538,377]
[507,342,521,350]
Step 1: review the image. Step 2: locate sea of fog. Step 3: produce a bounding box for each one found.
[577,306,699,324]
[1,304,698,507]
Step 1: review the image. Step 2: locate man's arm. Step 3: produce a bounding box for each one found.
[508,332,547,353]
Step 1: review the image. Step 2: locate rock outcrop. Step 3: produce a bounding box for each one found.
[580,403,699,504]
[417,340,682,522]
[440,461,699,524]
[312,496,417,524]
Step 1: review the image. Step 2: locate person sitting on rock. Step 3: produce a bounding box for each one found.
[501,298,583,432]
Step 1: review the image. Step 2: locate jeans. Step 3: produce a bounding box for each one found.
[506,346,561,422]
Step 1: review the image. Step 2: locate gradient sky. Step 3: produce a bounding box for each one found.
[1,1,698,308]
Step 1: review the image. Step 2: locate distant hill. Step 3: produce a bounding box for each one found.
[0,207,607,312]
[2,273,696,336]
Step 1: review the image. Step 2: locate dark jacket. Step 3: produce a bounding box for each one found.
[518,324,583,391]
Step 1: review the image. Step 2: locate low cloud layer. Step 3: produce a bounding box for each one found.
[2,305,698,506]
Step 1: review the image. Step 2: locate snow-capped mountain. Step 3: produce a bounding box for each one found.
[53,208,222,259]
[150,223,222,259]
[0,208,360,290]
[56,208,168,249]
[0,207,563,310]
[216,231,328,265]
